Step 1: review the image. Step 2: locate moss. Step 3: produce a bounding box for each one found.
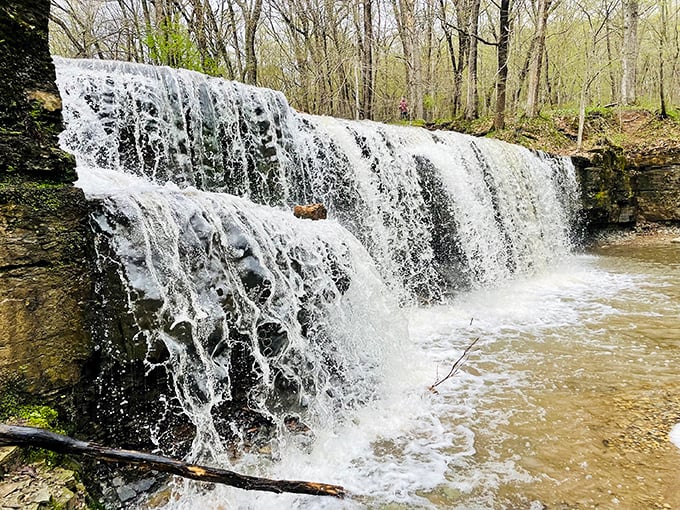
[593,190,610,206]
[0,389,67,466]
[0,388,64,431]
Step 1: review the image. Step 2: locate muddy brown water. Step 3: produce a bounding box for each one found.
[149,234,680,510]
[414,235,680,509]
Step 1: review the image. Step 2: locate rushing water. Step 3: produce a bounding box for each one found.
[148,235,680,509]
[55,57,578,300]
[52,57,680,509]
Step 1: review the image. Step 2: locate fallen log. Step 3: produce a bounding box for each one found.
[293,203,327,220]
[0,424,345,498]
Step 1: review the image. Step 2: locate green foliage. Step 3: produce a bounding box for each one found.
[0,391,64,432]
[0,391,66,466]
[144,20,202,71]
[593,190,610,206]
[143,20,224,77]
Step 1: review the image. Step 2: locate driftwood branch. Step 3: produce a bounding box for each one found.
[428,337,481,393]
[0,425,345,498]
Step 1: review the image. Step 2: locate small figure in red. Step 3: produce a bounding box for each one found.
[399,97,409,120]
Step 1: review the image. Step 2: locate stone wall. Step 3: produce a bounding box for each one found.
[631,162,680,223]
[0,0,92,409]
[574,147,680,229]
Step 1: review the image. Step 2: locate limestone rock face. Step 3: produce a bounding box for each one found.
[0,0,92,406]
[633,165,680,222]
[573,148,635,228]
[0,1,76,184]
[0,186,92,396]
[573,148,680,228]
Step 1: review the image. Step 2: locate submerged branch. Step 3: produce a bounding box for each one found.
[0,425,345,498]
[428,337,481,393]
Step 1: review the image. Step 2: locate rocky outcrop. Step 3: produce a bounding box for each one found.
[0,0,92,410]
[0,186,92,397]
[0,1,76,185]
[574,147,680,229]
[0,449,89,509]
[629,161,680,223]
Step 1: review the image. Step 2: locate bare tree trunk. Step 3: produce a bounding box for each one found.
[621,0,639,105]
[243,0,263,84]
[513,36,536,107]
[227,1,244,79]
[605,20,617,102]
[437,0,461,116]
[464,0,481,120]
[204,1,236,79]
[360,0,374,119]
[526,0,551,117]
[657,0,669,118]
[392,0,423,119]
[494,0,511,130]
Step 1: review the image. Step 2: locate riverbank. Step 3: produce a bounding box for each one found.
[425,108,680,160]
[587,222,680,247]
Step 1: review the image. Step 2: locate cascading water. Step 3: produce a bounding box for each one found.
[56,57,579,301]
[53,57,586,508]
[86,179,402,460]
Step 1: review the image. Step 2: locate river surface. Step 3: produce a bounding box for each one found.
[154,234,680,510]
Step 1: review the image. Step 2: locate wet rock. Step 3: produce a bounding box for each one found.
[116,484,137,502]
[0,446,20,475]
[0,185,93,403]
[0,1,76,184]
[0,0,94,438]
[573,147,680,230]
[0,462,89,509]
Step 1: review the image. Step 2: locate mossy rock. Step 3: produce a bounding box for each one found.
[0,1,76,184]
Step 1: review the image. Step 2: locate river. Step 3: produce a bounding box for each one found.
[152,232,680,509]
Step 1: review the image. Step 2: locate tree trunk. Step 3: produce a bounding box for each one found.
[0,425,345,498]
[360,0,374,119]
[464,0,481,120]
[526,0,551,117]
[392,0,423,119]
[438,0,461,117]
[243,0,263,85]
[658,0,669,118]
[494,0,511,130]
[605,21,617,103]
[621,0,639,105]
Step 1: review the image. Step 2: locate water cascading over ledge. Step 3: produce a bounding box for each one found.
[56,57,580,301]
[54,57,580,460]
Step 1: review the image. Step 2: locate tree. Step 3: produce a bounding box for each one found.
[359,0,374,119]
[464,0,481,120]
[525,0,552,117]
[494,0,511,130]
[242,0,264,84]
[392,0,424,119]
[620,0,638,105]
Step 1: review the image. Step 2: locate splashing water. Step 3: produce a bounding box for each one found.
[49,57,613,509]
[56,57,579,300]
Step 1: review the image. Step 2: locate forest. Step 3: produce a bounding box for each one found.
[49,0,676,132]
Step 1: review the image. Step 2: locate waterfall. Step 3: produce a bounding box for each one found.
[86,180,401,459]
[56,58,579,301]
[53,57,579,465]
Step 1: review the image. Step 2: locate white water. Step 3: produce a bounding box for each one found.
[50,58,620,508]
[671,424,680,450]
[154,248,680,509]
[55,57,579,299]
